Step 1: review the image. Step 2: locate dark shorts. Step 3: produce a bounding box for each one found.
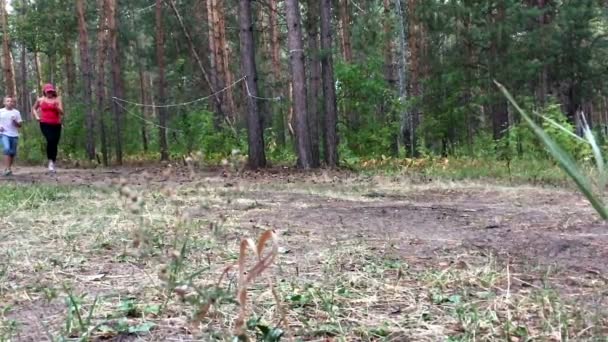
[0,134,18,156]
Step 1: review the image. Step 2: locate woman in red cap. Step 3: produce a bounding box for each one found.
[32,83,64,173]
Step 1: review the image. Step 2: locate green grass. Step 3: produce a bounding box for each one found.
[0,184,72,215]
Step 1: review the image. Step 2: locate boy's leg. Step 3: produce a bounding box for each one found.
[7,136,17,169]
[1,135,11,174]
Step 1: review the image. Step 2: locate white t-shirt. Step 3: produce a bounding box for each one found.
[0,108,23,137]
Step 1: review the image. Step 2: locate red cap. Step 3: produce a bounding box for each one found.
[43,83,56,94]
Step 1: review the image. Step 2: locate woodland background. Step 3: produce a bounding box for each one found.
[0,0,607,170]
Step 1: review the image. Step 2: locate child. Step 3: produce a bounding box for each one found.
[0,96,23,176]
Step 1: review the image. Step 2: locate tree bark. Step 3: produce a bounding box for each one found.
[306,0,321,167]
[406,0,420,156]
[269,0,286,146]
[95,0,109,165]
[20,43,28,118]
[239,0,266,169]
[207,0,228,126]
[383,0,399,155]
[34,51,42,93]
[320,0,339,167]
[395,0,410,154]
[76,0,96,160]
[64,45,76,98]
[490,2,509,140]
[338,0,353,63]
[18,0,28,117]
[537,0,549,106]
[217,1,236,121]
[286,0,313,169]
[0,0,16,97]
[107,0,124,164]
[155,0,169,161]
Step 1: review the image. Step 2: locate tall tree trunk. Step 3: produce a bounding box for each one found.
[34,51,42,93]
[395,0,410,153]
[107,0,123,164]
[269,0,286,146]
[208,0,228,126]
[64,45,76,98]
[138,69,149,152]
[338,0,353,63]
[193,0,212,94]
[155,0,169,161]
[320,0,339,167]
[537,0,549,106]
[383,0,397,155]
[286,0,313,169]
[133,20,149,153]
[406,0,420,156]
[306,0,321,167]
[18,0,28,117]
[96,0,109,166]
[239,0,266,169]
[0,0,16,97]
[217,1,236,121]
[76,0,96,160]
[20,44,28,118]
[490,2,509,141]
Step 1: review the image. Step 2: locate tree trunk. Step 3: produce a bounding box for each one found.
[286,0,313,169]
[406,0,420,156]
[338,0,353,63]
[208,0,228,126]
[20,43,28,118]
[537,0,549,106]
[155,0,169,161]
[239,0,266,169]
[107,0,123,164]
[138,69,149,152]
[0,0,16,97]
[383,0,398,155]
[217,1,236,121]
[320,0,339,167]
[64,45,76,98]
[269,0,286,146]
[306,0,321,167]
[34,51,42,93]
[76,0,96,160]
[18,0,28,117]
[490,2,509,140]
[395,0,410,153]
[96,0,109,165]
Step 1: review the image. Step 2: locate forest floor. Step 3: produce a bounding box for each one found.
[1,165,607,341]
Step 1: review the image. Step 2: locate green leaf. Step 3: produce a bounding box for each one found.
[496,81,608,219]
[128,321,156,334]
[143,304,161,316]
[448,295,462,304]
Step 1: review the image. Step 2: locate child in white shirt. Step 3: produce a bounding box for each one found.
[0,96,23,176]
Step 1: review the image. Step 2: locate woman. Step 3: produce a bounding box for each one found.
[32,83,64,173]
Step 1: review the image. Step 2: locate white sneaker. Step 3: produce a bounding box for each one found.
[48,161,56,173]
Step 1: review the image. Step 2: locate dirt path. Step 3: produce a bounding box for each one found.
[3,165,606,275]
[2,166,607,340]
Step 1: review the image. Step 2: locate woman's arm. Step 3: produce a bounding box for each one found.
[32,98,41,120]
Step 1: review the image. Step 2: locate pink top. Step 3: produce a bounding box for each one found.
[39,100,61,124]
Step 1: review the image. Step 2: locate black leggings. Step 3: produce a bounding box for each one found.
[40,123,62,162]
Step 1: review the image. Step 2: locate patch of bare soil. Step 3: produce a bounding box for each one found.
[3,165,607,276]
[2,165,607,340]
